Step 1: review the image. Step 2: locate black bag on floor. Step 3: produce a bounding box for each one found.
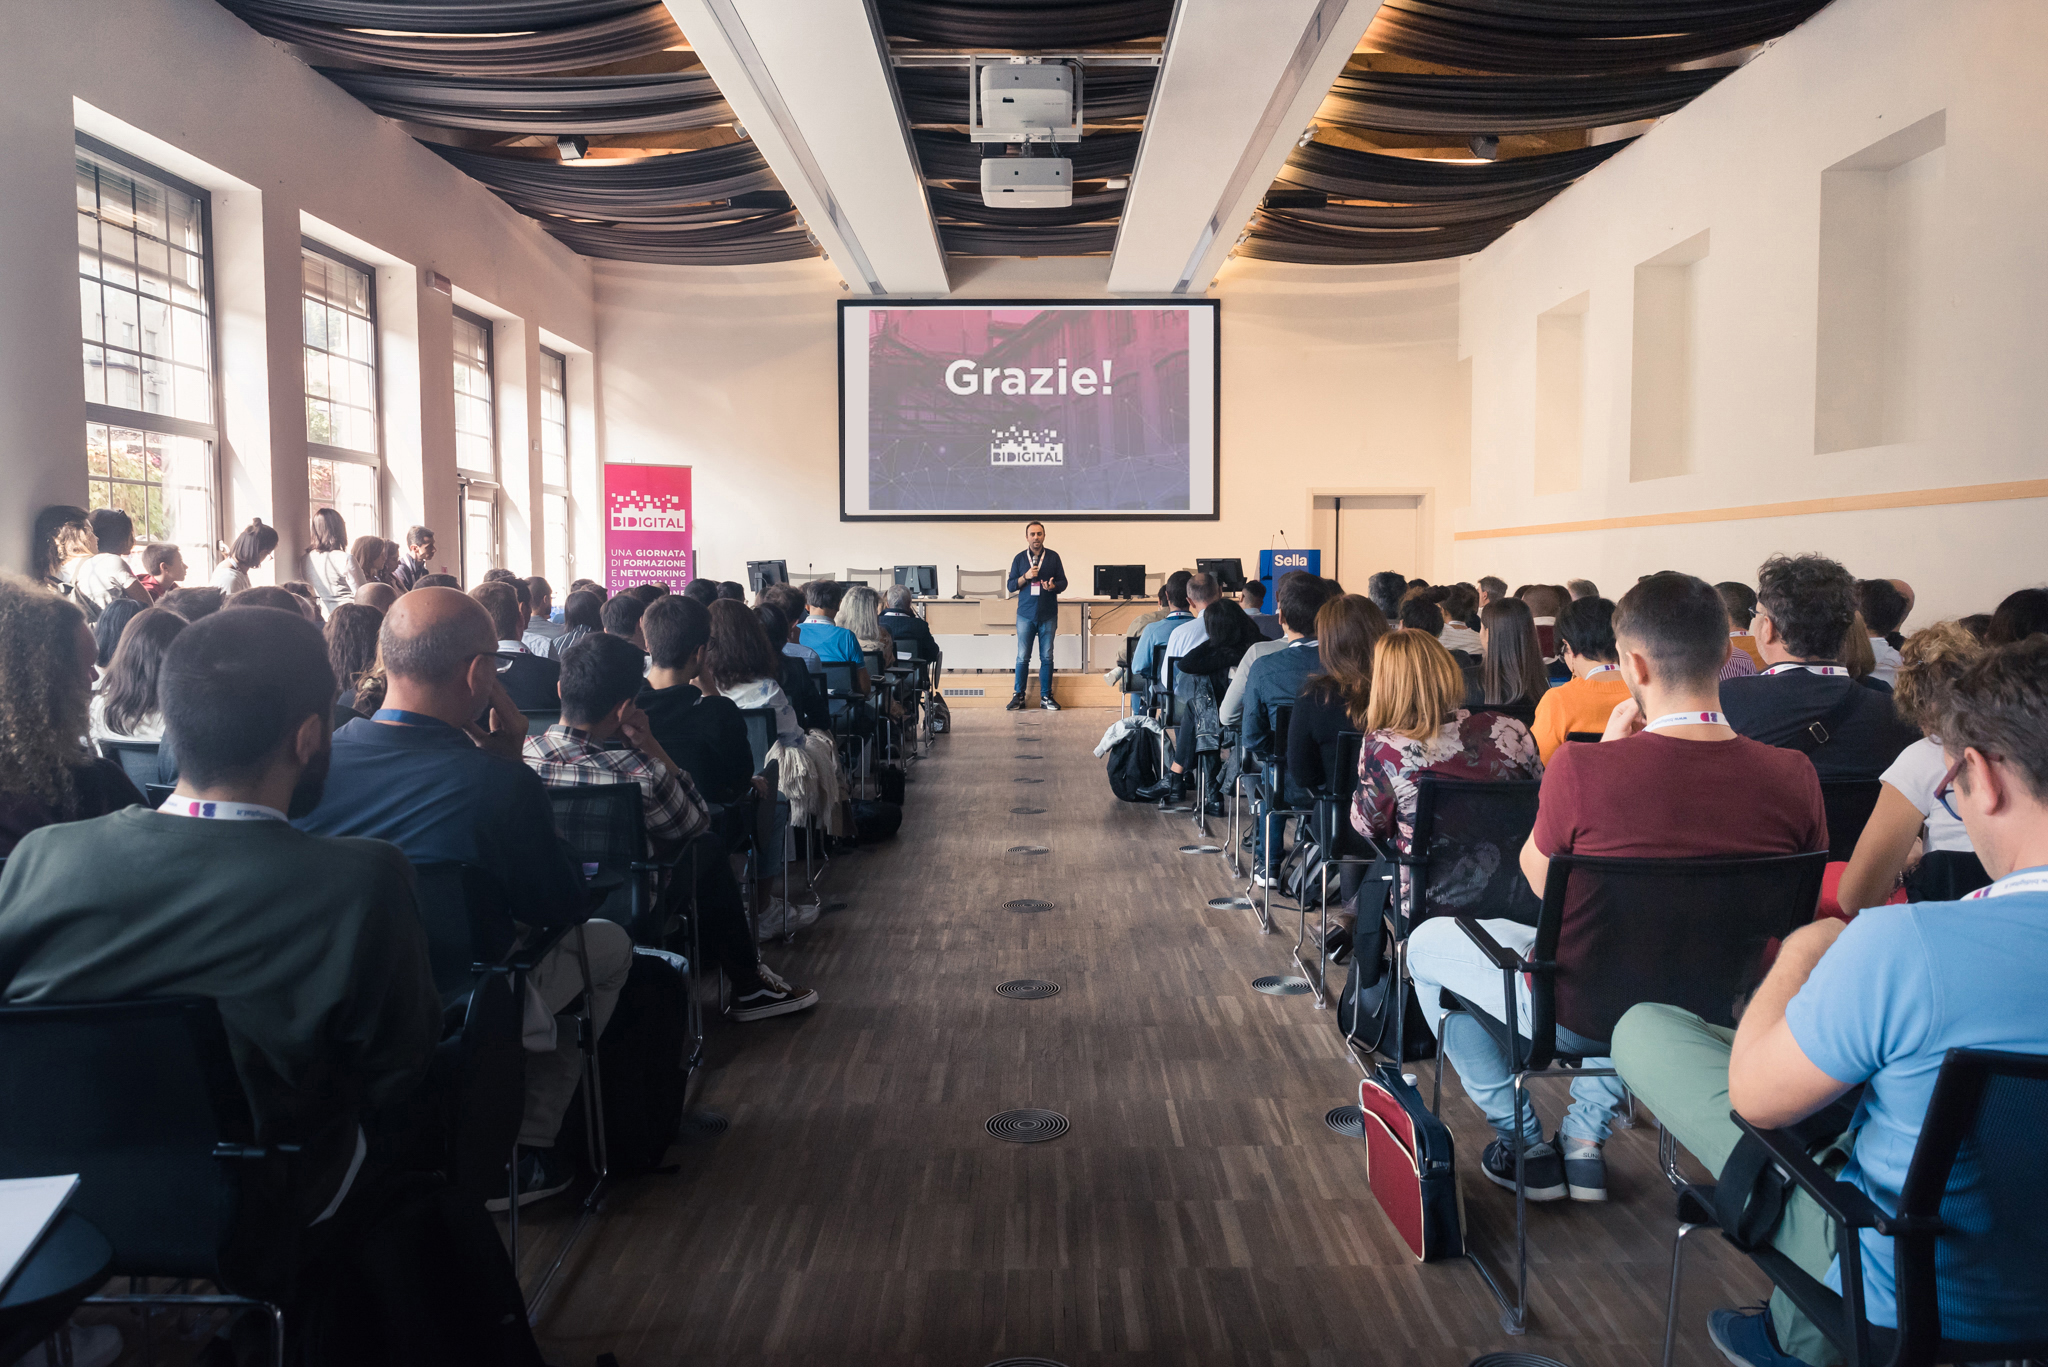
[562,948,689,1178]
[853,798,903,842]
[877,763,906,804]
[1106,727,1161,802]
[928,694,951,734]
[1337,881,1438,1062]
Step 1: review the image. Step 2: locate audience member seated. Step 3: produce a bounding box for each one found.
[1518,583,1567,674]
[557,588,604,655]
[0,576,143,855]
[415,573,461,590]
[1986,586,2048,644]
[1238,578,1280,640]
[1410,573,1821,1205]
[1529,595,1628,762]
[1477,575,1507,613]
[391,525,434,592]
[53,507,148,622]
[280,580,323,621]
[1240,574,1342,878]
[1718,580,1764,669]
[718,581,747,602]
[797,579,870,694]
[1438,583,1482,655]
[638,594,757,806]
[303,508,360,616]
[1722,554,1920,781]
[325,601,383,725]
[1365,570,1406,622]
[1566,578,1598,600]
[159,585,224,621]
[471,581,561,713]
[293,588,626,1207]
[136,540,187,600]
[704,599,804,747]
[682,579,721,608]
[348,534,388,597]
[1399,595,1453,652]
[1612,633,2048,1367]
[759,583,822,672]
[522,576,563,657]
[1841,611,1889,693]
[1164,572,1221,694]
[1285,594,1388,801]
[879,585,939,665]
[1463,596,1549,727]
[601,591,649,652]
[0,605,542,1365]
[211,518,278,596]
[1220,574,1298,728]
[1836,621,1988,915]
[91,594,143,668]
[759,603,830,733]
[89,606,183,745]
[1857,578,1910,686]
[1131,569,1194,685]
[227,584,305,615]
[354,581,398,612]
[836,584,898,668]
[568,577,606,602]
[1139,597,1264,804]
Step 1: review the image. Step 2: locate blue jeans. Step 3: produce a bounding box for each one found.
[1406,915,1626,1146]
[1014,614,1055,697]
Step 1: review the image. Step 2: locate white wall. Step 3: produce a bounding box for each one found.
[0,0,601,581]
[1455,0,2048,623]
[596,253,1472,593]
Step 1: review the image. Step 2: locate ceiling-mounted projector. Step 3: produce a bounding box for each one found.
[970,57,1082,208]
[982,154,1073,208]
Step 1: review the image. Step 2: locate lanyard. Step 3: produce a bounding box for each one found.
[157,795,287,823]
[1583,664,1620,678]
[1643,710,1728,732]
[1965,866,2048,901]
[373,708,453,728]
[1763,663,1848,677]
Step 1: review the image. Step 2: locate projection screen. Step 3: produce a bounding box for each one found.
[839,298,1219,521]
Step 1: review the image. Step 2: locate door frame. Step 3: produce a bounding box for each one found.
[1306,486,1438,585]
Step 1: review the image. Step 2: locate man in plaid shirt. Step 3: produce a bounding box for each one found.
[525,633,817,1027]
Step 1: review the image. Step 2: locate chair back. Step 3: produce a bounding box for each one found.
[144,783,174,806]
[1890,1047,2048,1360]
[542,783,646,928]
[822,662,859,720]
[739,706,778,772]
[98,737,172,788]
[1265,702,1295,796]
[0,996,278,1283]
[1121,633,1144,693]
[1532,850,1829,1051]
[1314,731,1368,852]
[1407,776,1543,928]
[1564,730,1603,745]
[1906,849,1992,903]
[523,708,561,735]
[864,650,887,680]
[1820,778,1884,861]
[408,861,518,1005]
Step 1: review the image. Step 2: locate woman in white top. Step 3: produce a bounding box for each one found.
[59,508,152,623]
[1837,621,1987,914]
[702,598,802,746]
[303,507,362,615]
[88,606,184,746]
[211,518,279,595]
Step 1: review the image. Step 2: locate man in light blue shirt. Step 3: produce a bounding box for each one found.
[1131,569,1193,688]
[1614,635,2048,1367]
[797,579,868,694]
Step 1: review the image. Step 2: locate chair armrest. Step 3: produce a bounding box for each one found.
[1455,915,1528,972]
[1730,1114,1904,1233]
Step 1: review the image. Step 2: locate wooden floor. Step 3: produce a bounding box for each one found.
[523,708,1769,1367]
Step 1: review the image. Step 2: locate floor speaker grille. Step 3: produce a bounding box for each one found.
[1006,845,1050,855]
[985,1109,1069,1143]
[1003,899,1054,914]
[1208,896,1254,910]
[1253,975,1312,996]
[1178,844,1221,854]
[676,1110,729,1142]
[1010,807,1046,815]
[994,979,1062,999]
[1324,1105,1364,1138]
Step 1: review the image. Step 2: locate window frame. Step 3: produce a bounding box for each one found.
[299,238,382,469]
[452,305,498,482]
[539,345,573,587]
[75,131,224,558]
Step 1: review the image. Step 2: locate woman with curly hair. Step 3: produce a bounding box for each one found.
[0,574,144,855]
[1836,621,1992,912]
[325,602,384,720]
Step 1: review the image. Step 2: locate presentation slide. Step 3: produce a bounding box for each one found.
[840,299,1219,520]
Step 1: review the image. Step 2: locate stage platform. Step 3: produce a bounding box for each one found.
[935,669,1123,709]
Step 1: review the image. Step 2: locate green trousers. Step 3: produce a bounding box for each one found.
[1612,1002,1851,1367]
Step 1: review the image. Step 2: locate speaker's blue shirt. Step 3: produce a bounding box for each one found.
[1007,549,1067,622]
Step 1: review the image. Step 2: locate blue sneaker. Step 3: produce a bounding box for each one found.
[1707,1306,1815,1367]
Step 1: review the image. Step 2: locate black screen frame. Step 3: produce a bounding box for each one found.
[837,296,1221,523]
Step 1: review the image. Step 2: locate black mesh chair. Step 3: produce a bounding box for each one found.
[1563,731,1604,745]
[144,783,175,806]
[0,997,290,1363]
[1441,849,1830,1333]
[822,662,870,789]
[1247,703,1308,936]
[1821,779,1885,862]
[98,737,174,789]
[1660,1047,2048,1367]
[739,706,777,774]
[1299,730,1372,1011]
[1401,776,1545,933]
[1904,850,1991,903]
[522,709,561,736]
[544,782,674,944]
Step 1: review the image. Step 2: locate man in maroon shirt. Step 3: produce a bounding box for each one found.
[1407,572,1825,1203]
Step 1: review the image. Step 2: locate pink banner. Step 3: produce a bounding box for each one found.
[603,463,693,593]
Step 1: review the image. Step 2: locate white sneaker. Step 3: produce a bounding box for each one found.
[754,900,790,942]
[15,1325,123,1367]
[790,897,821,929]
[1251,869,1276,889]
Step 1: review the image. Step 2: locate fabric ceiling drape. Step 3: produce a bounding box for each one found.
[220,2,681,75]
[1318,68,1729,136]
[427,142,785,221]
[1274,139,1631,203]
[938,224,1119,256]
[1368,0,1832,74]
[877,0,1172,46]
[317,69,734,134]
[221,0,647,31]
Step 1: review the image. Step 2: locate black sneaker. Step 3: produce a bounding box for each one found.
[1041,696,1060,710]
[485,1145,575,1211]
[729,964,820,1021]
[1480,1137,1568,1201]
[1005,693,1026,711]
[1563,1141,1608,1201]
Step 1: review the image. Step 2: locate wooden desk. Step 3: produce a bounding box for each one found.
[915,597,1155,672]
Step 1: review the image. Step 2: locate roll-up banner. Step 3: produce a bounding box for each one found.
[603,462,693,593]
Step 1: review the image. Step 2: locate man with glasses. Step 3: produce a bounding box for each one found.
[1722,553,1919,782]
[1613,634,2048,1367]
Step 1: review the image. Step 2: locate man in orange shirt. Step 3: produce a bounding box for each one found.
[1530,595,1634,762]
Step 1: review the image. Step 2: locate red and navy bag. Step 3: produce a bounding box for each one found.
[1358,1063,1465,1262]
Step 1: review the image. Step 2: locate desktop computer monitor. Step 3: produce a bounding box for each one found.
[1196,558,1246,592]
[746,560,788,592]
[894,565,939,597]
[1094,564,1147,599]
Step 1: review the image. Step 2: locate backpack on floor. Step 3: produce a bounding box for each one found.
[928,694,951,734]
[1106,728,1161,802]
[853,798,902,843]
[1358,1062,1464,1262]
[877,764,907,805]
[562,948,689,1178]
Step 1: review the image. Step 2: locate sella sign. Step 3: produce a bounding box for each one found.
[1257,549,1322,581]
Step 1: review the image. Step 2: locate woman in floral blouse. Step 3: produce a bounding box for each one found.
[1352,629,1545,906]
